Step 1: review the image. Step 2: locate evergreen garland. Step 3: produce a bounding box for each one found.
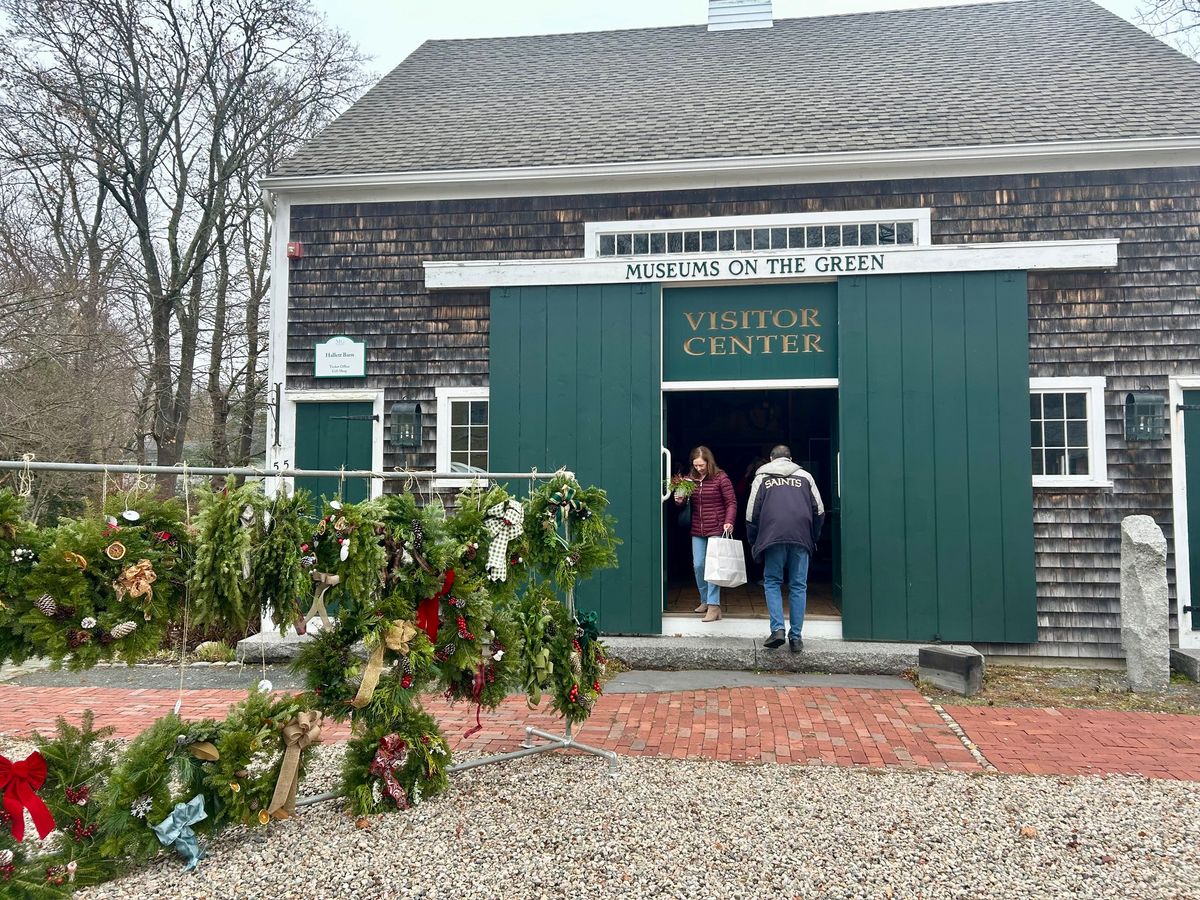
[252,489,314,633]
[514,582,560,707]
[189,479,261,634]
[0,489,45,667]
[341,704,451,816]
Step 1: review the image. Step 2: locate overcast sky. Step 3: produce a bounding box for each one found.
[314,0,1149,77]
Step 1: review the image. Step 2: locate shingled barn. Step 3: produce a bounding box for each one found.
[263,0,1200,660]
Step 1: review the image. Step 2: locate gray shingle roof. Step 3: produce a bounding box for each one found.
[269,0,1200,179]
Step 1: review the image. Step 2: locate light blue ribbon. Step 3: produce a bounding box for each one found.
[151,794,207,871]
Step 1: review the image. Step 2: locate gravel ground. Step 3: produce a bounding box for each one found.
[42,747,1196,900]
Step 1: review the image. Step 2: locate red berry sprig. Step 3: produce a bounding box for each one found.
[401,673,414,689]
[65,785,90,806]
[456,615,475,641]
[71,817,98,841]
[568,684,580,703]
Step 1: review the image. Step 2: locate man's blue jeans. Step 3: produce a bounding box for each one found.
[691,535,721,607]
[762,544,809,640]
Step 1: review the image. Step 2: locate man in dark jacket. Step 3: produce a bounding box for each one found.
[746,445,825,652]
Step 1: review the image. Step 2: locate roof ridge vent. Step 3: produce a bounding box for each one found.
[708,0,773,31]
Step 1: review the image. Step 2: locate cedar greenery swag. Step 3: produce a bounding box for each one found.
[0,473,618,894]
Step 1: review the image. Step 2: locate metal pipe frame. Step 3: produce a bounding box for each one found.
[0,459,556,481]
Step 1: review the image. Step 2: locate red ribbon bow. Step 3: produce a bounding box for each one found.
[416,569,454,642]
[0,751,55,841]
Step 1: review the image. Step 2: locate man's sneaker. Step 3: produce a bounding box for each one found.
[764,629,785,649]
[789,638,803,654]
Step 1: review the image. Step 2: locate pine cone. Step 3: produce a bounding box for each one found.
[110,621,138,639]
[35,593,57,616]
[67,630,90,649]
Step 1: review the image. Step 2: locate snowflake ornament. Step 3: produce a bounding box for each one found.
[131,795,152,819]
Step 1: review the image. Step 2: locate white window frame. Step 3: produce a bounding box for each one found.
[584,208,933,257]
[1029,376,1110,488]
[435,386,489,487]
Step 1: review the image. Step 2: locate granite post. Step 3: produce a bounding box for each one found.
[1120,515,1170,693]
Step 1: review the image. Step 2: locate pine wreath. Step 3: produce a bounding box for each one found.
[17,513,180,669]
[0,488,46,668]
[548,605,609,726]
[202,687,316,829]
[523,473,620,591]
[341,703,450,816]
[309,498,387,620]
[94,714,221,862]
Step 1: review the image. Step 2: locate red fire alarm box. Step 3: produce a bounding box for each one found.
[286,241,304,259]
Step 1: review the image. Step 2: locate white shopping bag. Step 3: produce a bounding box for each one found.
[703,536,748,588]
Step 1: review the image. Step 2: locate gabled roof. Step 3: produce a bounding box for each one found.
[269,0,1200,180]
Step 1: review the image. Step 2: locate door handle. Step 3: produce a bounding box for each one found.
[661,446,672,501]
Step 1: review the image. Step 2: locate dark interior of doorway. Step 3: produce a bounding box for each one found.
[663,388,840,620]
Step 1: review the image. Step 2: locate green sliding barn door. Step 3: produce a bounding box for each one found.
[489,284,662,634]
[1185,390,1200,630]
[838,272,1037,643]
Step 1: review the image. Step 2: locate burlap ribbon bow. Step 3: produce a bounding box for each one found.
[0,751,55,841]
[267,711,323,819]
[151,794,207,871]
[351,619,419,709]
[483,499,524,582]
[113,559,156,609]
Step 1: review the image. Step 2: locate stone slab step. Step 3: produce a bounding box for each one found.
[604,635,979,675]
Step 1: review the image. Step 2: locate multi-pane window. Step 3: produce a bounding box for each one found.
[435,387,488,484]
[1029,377,1109,487]
[448,398,488,473]
[1030,391,1089,476]
[594,218,918,257]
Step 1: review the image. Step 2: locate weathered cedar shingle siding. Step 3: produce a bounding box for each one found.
[286,165,1200,658]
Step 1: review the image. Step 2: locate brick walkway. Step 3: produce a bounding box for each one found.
[946,705,1200,780]
[2,684,1198,780]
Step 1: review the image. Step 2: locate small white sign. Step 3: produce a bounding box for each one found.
[314,336,366,378]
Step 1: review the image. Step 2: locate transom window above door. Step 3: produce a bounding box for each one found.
[586,209,931,259]
[1029,376,1109,488]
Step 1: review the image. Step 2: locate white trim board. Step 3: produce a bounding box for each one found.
[261,137,1200,205]
[265,197,291,475]
[425,239,1119,289]
[663,378,838,391]
[1170,375,1200,649]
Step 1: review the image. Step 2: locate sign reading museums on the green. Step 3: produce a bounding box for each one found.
[663,283,837,382]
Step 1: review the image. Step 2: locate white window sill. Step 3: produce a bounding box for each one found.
[1032,479,1114,490]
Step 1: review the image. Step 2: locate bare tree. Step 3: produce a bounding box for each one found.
[0,0,366,489]
[1140,1,1200,56]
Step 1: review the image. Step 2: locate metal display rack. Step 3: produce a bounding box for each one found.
[0,457,619,808]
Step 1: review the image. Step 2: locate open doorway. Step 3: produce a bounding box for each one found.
[663,388,840,623]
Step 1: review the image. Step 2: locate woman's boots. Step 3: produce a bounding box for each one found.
[701,605,722,623]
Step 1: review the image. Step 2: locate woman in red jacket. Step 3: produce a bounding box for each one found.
[674,445,737,622]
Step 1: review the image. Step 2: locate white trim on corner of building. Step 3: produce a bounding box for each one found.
[1170,375,1200,649]
[265,196,291,475]
[260,137,1200,204]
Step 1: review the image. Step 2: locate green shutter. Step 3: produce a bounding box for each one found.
[838,272,1037,643]
[489,284,662,634]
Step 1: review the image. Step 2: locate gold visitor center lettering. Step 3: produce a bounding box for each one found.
[681,308,823,356]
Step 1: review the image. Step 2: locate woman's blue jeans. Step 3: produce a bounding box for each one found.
[691,535,721,607]
[762,543,809,640]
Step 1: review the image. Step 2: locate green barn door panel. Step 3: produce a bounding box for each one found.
[489,284,662,635]
[1185,390,1200,630]
[838,272,1036,643]
[294,402,373,508]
